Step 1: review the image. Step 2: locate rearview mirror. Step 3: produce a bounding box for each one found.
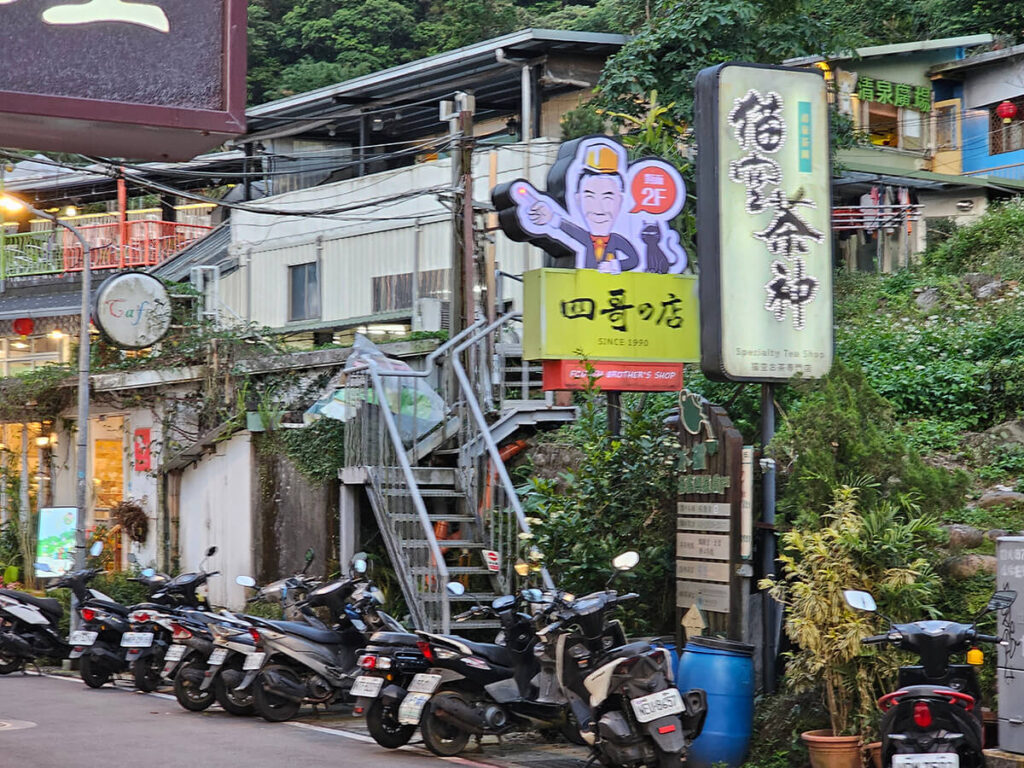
[612,551,640,572]
[236,575,257,588]
[89,541,104,557]
[205,546,218,557]
[305,548,315,563]
[522,588,543,603]
[844,590,878,612]
[987,590,1017,613]
[141,568,156,578]
[446,581,466,597]
[492,595,515,611]
[127,553,138,564]
[352,556,368,574]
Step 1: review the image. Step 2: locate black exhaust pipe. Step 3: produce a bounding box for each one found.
[431,695,492,735]
[261,668,307,702]
[0,632,30,657]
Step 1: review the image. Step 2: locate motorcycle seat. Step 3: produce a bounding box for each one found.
[438,635,514,667]
[264,620,344,645]
[893,685,973,703]
[603,640,657,662]
[368,631,419,646]
[88,599,129,617]
[0,589,62,619]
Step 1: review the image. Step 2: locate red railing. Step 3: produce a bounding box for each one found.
[60,220,212,272]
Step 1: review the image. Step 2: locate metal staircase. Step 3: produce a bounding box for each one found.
[342,314,574,632]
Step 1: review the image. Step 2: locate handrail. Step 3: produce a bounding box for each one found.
[365,363,451,632]
[451,311,555,590]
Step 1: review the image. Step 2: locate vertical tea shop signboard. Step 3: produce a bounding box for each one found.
[696,63,833,383]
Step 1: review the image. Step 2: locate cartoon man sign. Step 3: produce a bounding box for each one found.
[493,135,688,274]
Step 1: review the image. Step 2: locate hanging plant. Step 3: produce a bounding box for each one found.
[111,498,149,543]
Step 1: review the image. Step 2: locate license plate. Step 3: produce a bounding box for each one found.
[164,644,186,662]
[893,755,959,768]
[243,652,266,671]
[121,632,154,648]
[208,648,229,666]
[630,688,684,724]
[69,630,97,646]
[408,673,442,694]
[351,676,385,698]
[398,692,431,725]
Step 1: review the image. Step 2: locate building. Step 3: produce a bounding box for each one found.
[787,35,1024,271]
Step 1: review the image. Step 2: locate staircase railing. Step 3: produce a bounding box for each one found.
[342,323,482,632]
[450,312,555,591]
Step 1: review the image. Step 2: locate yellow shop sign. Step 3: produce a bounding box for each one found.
[523,268,700,362]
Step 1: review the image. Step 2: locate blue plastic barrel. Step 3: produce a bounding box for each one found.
[677,636,755,768]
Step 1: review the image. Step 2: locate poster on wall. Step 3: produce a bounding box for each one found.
[36,507,77,577]
[695,63,833,382]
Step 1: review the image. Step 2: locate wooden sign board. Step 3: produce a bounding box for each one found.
[674,390,745,641]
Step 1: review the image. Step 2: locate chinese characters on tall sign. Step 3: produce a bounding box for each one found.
[696,63,834,382]
[855,75,931,112]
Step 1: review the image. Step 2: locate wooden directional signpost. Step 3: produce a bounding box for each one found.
[674,390,751,642]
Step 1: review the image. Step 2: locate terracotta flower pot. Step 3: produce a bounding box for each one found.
[802,729,863,768]
[865,741,882,768]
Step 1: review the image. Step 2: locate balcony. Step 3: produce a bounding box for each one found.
[0,214,212,280]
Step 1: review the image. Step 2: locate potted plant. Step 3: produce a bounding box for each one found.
[761,484,941,768]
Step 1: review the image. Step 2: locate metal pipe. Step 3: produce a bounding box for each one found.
[366,364,451,633]
[13,201,92,572]
[761,383,778,693]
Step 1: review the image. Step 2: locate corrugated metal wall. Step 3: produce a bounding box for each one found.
[228,142,560,328]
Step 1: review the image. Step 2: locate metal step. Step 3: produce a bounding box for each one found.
[421,592,499,602]
[410,566,492,576]
[373,466,458,486]
[447,619,501,631]
[404,540,487,549]
[392,513,477,524]
[381,487,462,498]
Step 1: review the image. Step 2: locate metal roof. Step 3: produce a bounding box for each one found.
[151,222,234,282]
[784,34,993,66]
[0,275,98,321]
[836,159,1024,193]
[242,28,627,143]
[929,42,1024,76]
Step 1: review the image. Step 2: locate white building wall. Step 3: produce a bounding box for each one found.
[178,432,253,610]
[228,142,560,328]
[123,408,161,568]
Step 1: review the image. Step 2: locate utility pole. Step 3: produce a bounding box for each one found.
[448,92,476,337]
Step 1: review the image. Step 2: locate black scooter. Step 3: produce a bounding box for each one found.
[844,588,1016,768]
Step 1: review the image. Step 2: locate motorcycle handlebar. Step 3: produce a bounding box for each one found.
[206,570,221,578]
[975,634,1001,643]
[861,634,890,645]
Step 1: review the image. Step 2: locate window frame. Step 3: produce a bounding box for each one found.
[288,262,321,323]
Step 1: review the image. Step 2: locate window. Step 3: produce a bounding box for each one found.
[991,98,1024,155]
[856,98,929,151]
[0,334,66,377]
[934,103,959,150]
[372,268,451,312]
[289,262,320,322]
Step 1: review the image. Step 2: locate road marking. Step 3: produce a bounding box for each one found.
[0,719,36,731]
[28,671,503,768]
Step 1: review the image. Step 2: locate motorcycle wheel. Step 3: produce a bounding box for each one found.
[253,666,303,722]
[214,663,255,717]
[79,655,111,689]
[421,691,472,757]
[366,697,415,748]
[655,748,682,768]
[132,656,163,693]
[0,649,24,675]
[173,658,215,712]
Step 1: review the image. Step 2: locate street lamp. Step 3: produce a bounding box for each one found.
[0,194,92,572]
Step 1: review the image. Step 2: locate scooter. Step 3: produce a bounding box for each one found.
[243,555,404,722]
[844,588,1016,768]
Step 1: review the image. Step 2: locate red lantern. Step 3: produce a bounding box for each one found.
[997,100,1018,124]
[12,317,34,336]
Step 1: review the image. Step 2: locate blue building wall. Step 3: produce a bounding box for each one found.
[961,110,1024,180]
